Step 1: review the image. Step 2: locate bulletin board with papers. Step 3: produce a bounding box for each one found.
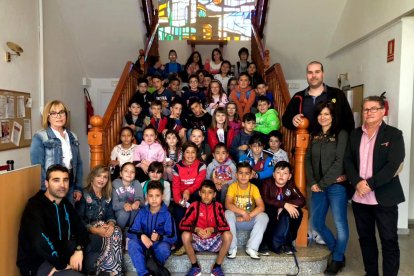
[0,89,32,151]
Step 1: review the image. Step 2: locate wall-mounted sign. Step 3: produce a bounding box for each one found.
[387,39,395,63]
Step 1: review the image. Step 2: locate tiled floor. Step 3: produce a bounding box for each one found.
[126,204,414,275]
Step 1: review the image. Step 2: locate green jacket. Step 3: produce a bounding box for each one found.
[254,109,280,134]
[305,129,348,190]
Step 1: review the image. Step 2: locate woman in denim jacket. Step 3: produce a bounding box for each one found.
[76,165,123,275]
[30,100,83,203]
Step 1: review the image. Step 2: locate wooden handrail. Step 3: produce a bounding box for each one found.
[252,0,268,38]
[264,63,309,247]
[141,0,155,36]
[88,62,139,167]
[251,22,270,78]
[88,3,159,165]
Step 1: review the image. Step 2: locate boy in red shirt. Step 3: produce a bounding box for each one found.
[180,180,232,276]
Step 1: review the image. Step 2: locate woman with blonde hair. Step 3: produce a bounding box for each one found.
[76,165,123,275]
[30,100,83,204]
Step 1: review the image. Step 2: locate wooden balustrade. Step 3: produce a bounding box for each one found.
[251,16,270,77]
[88,62,139,167]
[265,64,295,163]
[142,0,156,36]
[294,119,310,247]
[265,63,309,247]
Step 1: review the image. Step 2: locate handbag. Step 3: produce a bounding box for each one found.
[146,247,171,276]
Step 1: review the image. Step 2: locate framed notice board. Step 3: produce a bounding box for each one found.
[0,89,32,151]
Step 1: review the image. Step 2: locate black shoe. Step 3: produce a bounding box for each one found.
[324,260,345,275]
[258,244,270,256]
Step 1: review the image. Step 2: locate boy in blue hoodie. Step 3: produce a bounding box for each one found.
[230,112,257,161]
[128,181,177,276]
[239,134,274,189]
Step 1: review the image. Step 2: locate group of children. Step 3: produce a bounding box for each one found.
[101,48,306,276]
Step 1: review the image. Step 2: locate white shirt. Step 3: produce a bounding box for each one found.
[51,128,72,169]
[110,144,137,166]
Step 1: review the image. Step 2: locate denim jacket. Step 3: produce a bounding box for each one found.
[75,190,116,230]
[30,127,83,191]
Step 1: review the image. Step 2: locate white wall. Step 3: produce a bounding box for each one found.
[329,0,414,54]
[86,78,120,117]
[399,17,414,224]
[43,0,90,178]
[325,19,414,229]
[262,0,347,80]
[158,40,250,69]
[0,0,40,168]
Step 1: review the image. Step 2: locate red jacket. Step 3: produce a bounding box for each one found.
[207,127,236,151]
[179,201,230,237]
[150,116,168,134]
[172,160,206,203]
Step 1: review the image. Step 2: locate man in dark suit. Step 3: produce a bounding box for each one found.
[344,95,405,276]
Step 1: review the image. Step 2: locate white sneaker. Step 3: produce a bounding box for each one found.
[245,248,260,259]
[313,231,326,245]
[227,247,237,259]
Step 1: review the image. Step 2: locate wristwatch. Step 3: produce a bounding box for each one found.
[75,245,84,251]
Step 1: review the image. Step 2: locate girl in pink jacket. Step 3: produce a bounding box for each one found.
[133,126,165,182]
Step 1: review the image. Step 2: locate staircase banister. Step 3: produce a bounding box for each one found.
[144,16,160,61]
[102,62,134,127]
[251,24,266,60]
[272,63,291,104]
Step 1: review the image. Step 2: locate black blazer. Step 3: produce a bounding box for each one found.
[344,122,405,206]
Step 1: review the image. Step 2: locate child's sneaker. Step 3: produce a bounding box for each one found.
[124,237,130,251]
[210,266,225,276]
[245,247,260,259]
[186,266,202,276]
[282,245,296,255]
[258,245,270,256]
[227,247,237,259]
[313,230,326,245]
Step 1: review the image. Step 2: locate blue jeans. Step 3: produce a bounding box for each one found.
[311,184,349,262]
[128,239,171,276]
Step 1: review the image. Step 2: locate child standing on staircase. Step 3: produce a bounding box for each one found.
[180,180,232,276]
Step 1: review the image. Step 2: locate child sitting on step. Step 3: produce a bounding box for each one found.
[128,181,177,276]
[180,180,232,276]
[225,162,269,260]
[261,161,305,254]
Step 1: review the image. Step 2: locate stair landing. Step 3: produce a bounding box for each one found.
[123,236,330,275]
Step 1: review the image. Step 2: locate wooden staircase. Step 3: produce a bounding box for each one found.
[87,0,326,273]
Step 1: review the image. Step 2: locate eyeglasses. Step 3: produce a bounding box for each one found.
[49,110,66,118]
[362,107,383,114]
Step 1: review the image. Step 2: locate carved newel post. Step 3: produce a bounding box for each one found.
[294,117,310,247]
[88,116,104,169]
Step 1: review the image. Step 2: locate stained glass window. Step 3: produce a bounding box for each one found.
[158,0,255,41]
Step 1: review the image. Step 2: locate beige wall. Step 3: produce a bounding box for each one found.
[329,0,414,54]
[0,0,40,168]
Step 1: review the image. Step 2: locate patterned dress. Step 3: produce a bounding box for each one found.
[77,190,123,274]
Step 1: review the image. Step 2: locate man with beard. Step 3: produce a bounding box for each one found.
[17,164,88,276]
[282,61,354,133]
[281,61,355,249]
